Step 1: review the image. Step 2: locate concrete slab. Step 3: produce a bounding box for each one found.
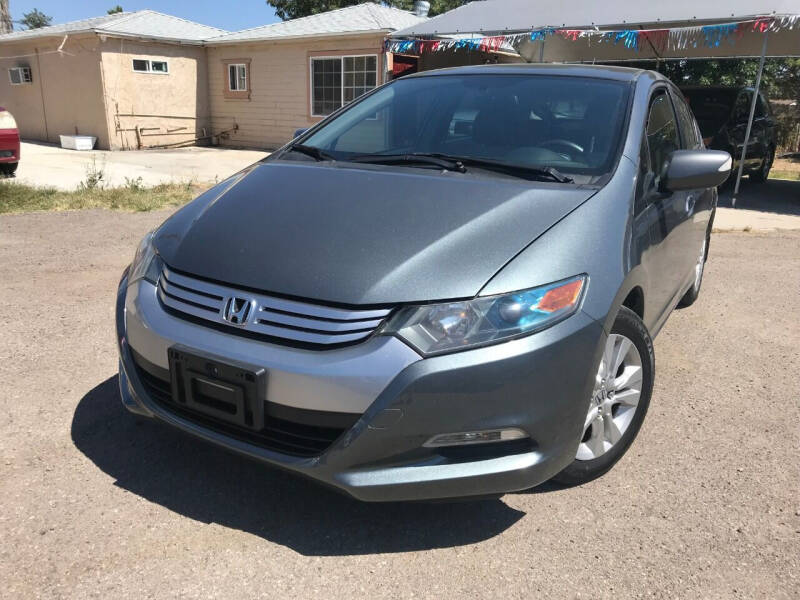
[11,141,268,190]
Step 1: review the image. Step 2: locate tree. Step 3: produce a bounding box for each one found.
[19,8,52,29]
[0,0,12,34]
[266,0,464,21]
[107,5,123,14]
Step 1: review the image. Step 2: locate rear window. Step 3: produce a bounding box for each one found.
[682,89,737,137]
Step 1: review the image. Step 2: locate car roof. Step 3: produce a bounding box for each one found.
[408,63,660,83]
[681,85,763,95]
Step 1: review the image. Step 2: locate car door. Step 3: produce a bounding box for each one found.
[633,89,694,328]
[670,88,715,262]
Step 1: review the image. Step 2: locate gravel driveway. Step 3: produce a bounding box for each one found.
[0,209,798,599]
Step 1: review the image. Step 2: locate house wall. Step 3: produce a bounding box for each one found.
[206,34,386,149]
[0,34,110,148]
[99,38,210,150]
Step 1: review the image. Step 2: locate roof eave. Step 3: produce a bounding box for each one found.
[205,28,393,45]
[94,31,208,45]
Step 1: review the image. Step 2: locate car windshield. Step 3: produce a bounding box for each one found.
[682,89,738,137]
[296,74,632,183]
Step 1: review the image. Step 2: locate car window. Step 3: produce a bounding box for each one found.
[301,74,632,182]
[756,94,769,118]
[682,89,736,138]
[671,91,702,149]
[645,91,680,186]
[732,92,752,123]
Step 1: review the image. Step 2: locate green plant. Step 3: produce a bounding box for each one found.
[79,158,105,190]
[0,181,208,214]
[124,176,144,191]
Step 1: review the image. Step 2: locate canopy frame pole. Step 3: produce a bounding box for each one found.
[732,31,769,207]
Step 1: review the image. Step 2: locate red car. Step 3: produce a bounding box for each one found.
[0,107,20,176]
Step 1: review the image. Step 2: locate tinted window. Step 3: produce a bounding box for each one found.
[732,92,752,123]
[756,94,769,118]
[303,74,631,181]
[682,89,737,137]
[645,92,680,183]
[672,92,702,149]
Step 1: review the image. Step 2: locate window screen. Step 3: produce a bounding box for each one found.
[311,56,377,117]
[228,64,247,91]
[132,59,149,72]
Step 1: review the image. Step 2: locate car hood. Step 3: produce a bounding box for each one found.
[154,161,597,305]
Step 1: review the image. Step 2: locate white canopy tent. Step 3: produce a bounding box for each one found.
[391,0,800,200]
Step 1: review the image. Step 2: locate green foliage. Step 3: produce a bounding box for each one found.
[265,0,463,21]
[78,158,105,191]
[19,8,52,29]
[614,58,800,152]
[107,5,124,14]
[617,58,800,102]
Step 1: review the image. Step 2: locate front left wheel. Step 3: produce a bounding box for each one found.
[551,307,654,486]
[750,148,774,183]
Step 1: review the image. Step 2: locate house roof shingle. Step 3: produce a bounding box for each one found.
[206,3,426,44]
[0,10,227,44]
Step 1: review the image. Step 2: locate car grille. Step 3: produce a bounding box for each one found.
[156,264,393,348]
[132,352,358,458]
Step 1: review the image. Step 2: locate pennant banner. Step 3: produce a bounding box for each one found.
[384,14,800,55]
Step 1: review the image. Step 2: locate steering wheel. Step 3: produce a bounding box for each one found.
[539,139,585,161]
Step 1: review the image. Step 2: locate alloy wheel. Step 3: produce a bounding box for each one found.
[576,333,643,461]
[694,238,707,290]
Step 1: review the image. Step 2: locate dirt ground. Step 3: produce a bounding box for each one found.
[774,157,800,174]
[0,208,798,599]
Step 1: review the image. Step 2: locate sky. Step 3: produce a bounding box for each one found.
[9,1,281,32]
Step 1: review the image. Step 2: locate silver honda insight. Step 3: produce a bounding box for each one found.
[116,65,731,501]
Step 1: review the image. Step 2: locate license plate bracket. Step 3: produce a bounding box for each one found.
[168,346,266,430]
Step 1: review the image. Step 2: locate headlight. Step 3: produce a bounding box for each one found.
[128,231,163,285]
[382,275,586,356]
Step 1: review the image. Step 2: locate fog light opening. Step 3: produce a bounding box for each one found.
[423,428,528,448]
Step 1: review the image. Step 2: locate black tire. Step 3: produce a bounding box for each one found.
[0,162,17,176]
[551,307,654,486]
[750,148,774,183]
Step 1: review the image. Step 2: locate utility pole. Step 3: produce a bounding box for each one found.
[0,0,12,34]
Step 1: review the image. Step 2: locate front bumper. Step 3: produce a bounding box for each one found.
[116,272,606,501]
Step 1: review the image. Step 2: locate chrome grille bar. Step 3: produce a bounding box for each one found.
[157,265,392,347]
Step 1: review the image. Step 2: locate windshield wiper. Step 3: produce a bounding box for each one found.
[423,153,574,183]
[286,143,336,162]
[348,153,467,173]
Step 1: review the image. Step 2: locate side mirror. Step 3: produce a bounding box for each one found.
[293,128,308,139]
[660,150,732,192]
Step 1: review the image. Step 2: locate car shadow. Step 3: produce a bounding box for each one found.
[718,178,800,216]
[71,376,526,555]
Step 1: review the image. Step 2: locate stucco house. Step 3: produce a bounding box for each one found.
[0,4,425,151]
[0,10,225,150]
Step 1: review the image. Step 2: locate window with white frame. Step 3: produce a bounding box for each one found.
[8,66,32,85]
[311,55,377,117]
[228,63,247,92]
[132,59,169,74]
